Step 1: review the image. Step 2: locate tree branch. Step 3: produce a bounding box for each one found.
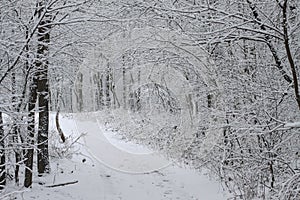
[282,0,300,110]
[246,0,293,84]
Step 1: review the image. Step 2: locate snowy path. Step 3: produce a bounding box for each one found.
[9,114,229,200]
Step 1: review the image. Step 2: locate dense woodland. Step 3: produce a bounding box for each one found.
[0,0,300,199]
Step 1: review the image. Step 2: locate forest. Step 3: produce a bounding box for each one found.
[0,0,300,199]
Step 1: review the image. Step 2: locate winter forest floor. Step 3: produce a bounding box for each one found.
[1,112,230,200]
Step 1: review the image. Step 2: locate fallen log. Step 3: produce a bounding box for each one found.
[46,180,78,188]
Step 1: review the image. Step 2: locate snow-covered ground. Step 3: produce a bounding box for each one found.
[1,113,230,200]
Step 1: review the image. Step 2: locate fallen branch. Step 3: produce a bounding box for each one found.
[46,180,78,188]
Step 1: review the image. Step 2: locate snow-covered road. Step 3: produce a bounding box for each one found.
[8,113,229,200]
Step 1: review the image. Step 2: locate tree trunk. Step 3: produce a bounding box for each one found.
[11,70,21,185]
[105,66,111,108]
[24,75,38,188]
[36,4,51,175]
[37,75,50,175]
[98,73,104,109]
[24,22,38,187]
[122,56,127,109]
[0,112,5,189]
[128,72,134,111]
[76,72,83,112]
[136,69,141,112]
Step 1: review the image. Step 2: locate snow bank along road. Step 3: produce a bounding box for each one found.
[11,113,229,200]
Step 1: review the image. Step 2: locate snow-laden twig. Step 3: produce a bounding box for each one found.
[284,122,300,128]
[0,189,30,200]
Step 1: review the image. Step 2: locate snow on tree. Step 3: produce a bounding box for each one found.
[0,0,299,199]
